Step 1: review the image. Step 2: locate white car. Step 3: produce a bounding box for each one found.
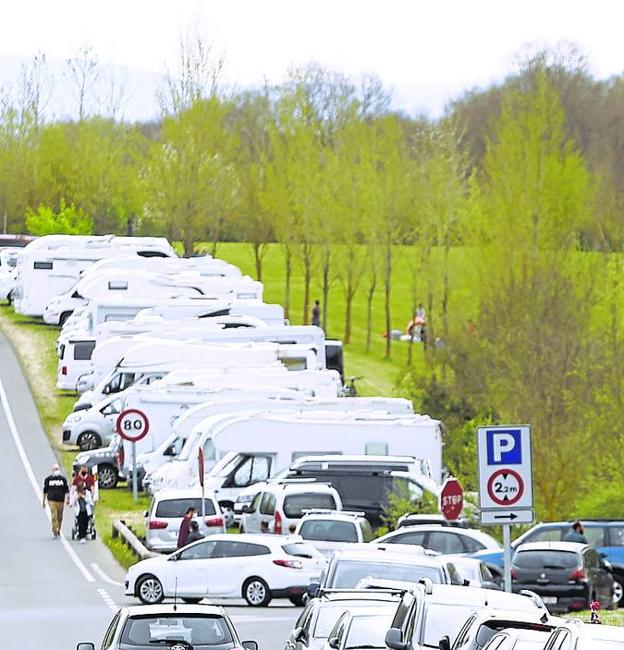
[61,393,121,450]
[240,481,343,535]
[76,603,259,650]
[125,533,327,607]
[294,511,374,557]
[372,524,501,554]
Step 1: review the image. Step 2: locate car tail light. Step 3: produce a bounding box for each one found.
[118,445,125,469]
[273,559,303,569]
[205,516,224,527]
[62,366,67,375]
[148,520,168,530]
[569,567,586,581]
[274,510,283,535]
[511,568,518,579]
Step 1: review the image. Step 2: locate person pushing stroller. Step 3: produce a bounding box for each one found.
[71,486,95,543]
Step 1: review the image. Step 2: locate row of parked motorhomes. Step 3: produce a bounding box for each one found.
[1,233,444,538]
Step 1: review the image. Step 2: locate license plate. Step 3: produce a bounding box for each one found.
[542,597,557,604]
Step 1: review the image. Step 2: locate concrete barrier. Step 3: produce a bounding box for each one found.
[112,519,160,560]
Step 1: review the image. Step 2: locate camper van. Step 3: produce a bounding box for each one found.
[146,410,442,515]
[13,237,176,317]
[143,398,417,494]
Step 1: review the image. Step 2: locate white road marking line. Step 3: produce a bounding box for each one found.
[97,588,119,614]
[91,562,123,587]
[0,375,95,584]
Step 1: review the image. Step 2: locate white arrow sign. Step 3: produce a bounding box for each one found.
[480,509,534,526]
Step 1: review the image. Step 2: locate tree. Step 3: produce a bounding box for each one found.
[65,45,100,122]
[25,200,92,235]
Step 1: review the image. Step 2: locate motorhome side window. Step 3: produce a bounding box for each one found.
[232,456,270,487]
[365,441,389,455]
[33,261,53,270]
[107,281,128,291]
[73,341,96,361]
[107,372,136,393]
[280,357,307,371]
[101,398,122,415]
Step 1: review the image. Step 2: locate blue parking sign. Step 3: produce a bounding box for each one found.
[486,429,522,465]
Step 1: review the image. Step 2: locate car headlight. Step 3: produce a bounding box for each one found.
[64,413,81,424]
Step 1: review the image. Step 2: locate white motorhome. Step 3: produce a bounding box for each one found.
[73,339,319,407]
[147,410,442,513]
[13,237,176,316]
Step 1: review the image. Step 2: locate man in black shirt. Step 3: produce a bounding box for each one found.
[42,463,69,538]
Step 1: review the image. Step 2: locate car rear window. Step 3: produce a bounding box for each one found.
[155,498,216,518]
[514,550,579,569]
[120,614,234,646]
[299,520,358,542]
[283,493,337,517]
[282,543,317,558]
[331,560,443,588]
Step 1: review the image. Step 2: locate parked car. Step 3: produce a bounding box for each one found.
[323,609,397,650]
[144,488,225,552]
[482,628,553,650]
[384,582,548,650]
[72,434,125,489]
[295,510,374,556]
[308,546,452,596]
[397,513,471,529]
[444,555,502,590]
[450,606,555,650]
[125,534,326,607]
[240,481,342,535]
[75,603,258,650]
[285,589,403,650]
[543,618,624,650]
[62,393,121,450]
[473,520,624,605]
[372,524,501,555]
[511,541,616,613]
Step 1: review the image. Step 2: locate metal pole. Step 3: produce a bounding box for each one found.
[201,482,206,533]
[132,441,138,501]
[503,523,512,592]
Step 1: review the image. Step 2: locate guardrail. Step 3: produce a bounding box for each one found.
[112,519,159,560]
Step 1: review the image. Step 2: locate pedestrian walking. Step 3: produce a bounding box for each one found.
[563,520,588,543]
[42,463,69,538]
[177,507,198,548]
[72,487,94,544]
[187,519,204,544]
[72,465,95,493]
[311,300,321,327]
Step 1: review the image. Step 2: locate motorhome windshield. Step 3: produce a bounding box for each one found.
[178,431,203,461]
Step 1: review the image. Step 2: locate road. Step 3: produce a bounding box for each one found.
[0,330,298,649]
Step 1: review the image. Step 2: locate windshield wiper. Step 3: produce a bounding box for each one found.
[149,639,189,646]
[347,645,381,649]
[542,564,565,570]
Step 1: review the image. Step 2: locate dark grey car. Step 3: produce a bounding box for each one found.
[72,434,125,489]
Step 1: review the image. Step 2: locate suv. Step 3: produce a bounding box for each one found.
[72,433,126,489]
[474,520,624,603]
[511,542,616,613]
[385,582,548,650]
[240,481,342,535]
[145,488,225,552]
[295,510,374,556]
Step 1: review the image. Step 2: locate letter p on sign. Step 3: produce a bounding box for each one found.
[487,429,522,465]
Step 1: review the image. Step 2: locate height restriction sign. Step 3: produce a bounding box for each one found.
[477,425,533,512]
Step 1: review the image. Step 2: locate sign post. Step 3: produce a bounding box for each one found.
[198,447,206,532]
[116,409,150,501]
[440,477,464,521]
[477,425,533,592]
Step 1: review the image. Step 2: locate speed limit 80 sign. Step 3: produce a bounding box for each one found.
[116,409,150,442]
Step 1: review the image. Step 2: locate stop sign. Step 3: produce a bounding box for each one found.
[440,477,464,521]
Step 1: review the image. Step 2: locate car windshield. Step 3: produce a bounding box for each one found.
[345,614,395,649]
[120,615,235,647]
[421,604,479,647]
[300,520,358,542]
[514,550,578,569]
[155,498,216,518]
[330,560,442,588]
[283,493,337,517]
[476,623,552,648]
[282,543,318,559]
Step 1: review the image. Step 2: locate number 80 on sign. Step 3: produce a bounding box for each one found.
[116,409,150,442]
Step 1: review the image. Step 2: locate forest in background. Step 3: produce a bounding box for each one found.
[2,41,624,520]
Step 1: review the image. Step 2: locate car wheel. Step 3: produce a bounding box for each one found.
[243,577,271,607]
[612,579,623,608]
[181,597,203,604]
[137,574,164,604]
[289,594,306,607]
[98,464,118,489]
[78,431,102,451]
[59,311,72,327]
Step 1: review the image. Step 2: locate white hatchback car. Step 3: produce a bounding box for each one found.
[145,488,225,552]
[240,481,343,535]
[125,533,327,607]
[372,525,501,555]
[295,511,374,557]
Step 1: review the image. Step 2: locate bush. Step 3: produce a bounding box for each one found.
[25,200,93,236]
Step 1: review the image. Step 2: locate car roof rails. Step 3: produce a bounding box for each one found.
[301,509,366,518]
[318,587,408,597]
[519,590,547,611]
[418,577,434,594]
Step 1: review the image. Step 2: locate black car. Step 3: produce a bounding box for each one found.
[511,541,616,613]
[72,434,125,489]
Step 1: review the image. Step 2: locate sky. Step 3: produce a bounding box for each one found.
[0,0,623,120]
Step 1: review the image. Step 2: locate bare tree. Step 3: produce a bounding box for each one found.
[17,52,53,132]
[65,45,100,121]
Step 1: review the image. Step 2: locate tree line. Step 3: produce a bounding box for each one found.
[2,42,624,518]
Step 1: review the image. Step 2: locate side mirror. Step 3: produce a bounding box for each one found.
[385,628,407,650]
[144,511,149,518]
[241,504,251,514]
[292,627,304,642]
[168,553,179,561]
[328,637,340,649]
[439,636,451,650]
[102,385,110,395]
[603,560,613,573]
[307,582,320,598]
[77,644,96,650]
[242,642,258,650]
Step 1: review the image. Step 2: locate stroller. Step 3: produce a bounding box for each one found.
[69,486,97,540]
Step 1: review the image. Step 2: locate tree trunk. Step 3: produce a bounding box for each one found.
[366,274,377,354]
[183,233,194,258]
[322,247,330,331]
[441,241,450,379]
[344,286,354,344]
[384,243,392,359]
[283,245,292,321]
[251,242,263,281]
[302,252,312,325]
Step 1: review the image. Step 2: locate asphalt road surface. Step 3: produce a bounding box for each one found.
[0,331,299,650]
